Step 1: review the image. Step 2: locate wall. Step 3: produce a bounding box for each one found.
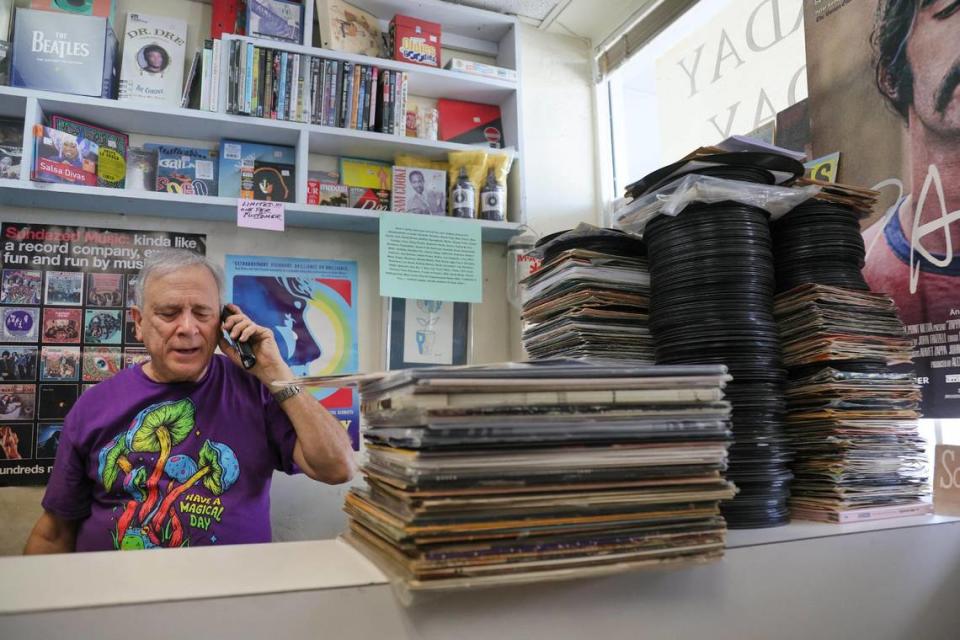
[0,17,600,556]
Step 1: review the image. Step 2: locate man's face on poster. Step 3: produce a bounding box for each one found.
[906,1,960,135]
[410,171,425,195]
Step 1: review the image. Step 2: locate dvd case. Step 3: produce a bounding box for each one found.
[217,139,295,199]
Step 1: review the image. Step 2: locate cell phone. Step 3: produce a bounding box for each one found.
[221,307,257,370]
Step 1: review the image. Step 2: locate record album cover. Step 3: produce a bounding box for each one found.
[2,308,39,342]
[32,125,98,186]
[0,346,38,382]
[39,346,79,381]
[118,13,188,106]
[145,143,218,196]
[81,346,120,381]
[10,9,118,98]
[41,308,81,344]
[391,165,445,215]
[50,115,127,189]
[1,270,42,306]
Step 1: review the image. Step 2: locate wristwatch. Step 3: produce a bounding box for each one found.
[272,384,302,404]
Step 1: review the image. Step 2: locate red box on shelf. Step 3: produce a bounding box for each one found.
[389,15,441,68]
[437,98,504,149]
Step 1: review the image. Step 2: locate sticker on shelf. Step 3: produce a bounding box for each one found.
[223,143,242,160]
[237,199,285,232]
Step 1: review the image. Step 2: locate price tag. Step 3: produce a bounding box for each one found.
[237,199,285,232]
[933,444,960,516]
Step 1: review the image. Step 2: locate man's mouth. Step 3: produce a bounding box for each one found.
[172,347,201,357]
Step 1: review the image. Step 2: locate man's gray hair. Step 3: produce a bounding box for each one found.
[134,249,224,308]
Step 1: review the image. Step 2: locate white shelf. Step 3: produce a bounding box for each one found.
[0,86,515,163]
[726,513,960,548]
[0,180,523,242]
[225,34,518,104]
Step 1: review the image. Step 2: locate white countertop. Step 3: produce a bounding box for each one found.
[0,538,388,615]
[2,515,958,615]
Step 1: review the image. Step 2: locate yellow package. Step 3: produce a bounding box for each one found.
[447,150,487,218]
[480,153,514,221]
[394,154,447,172]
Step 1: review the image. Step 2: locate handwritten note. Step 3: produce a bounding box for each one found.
[379,213,482,303]
[237,200,285,232]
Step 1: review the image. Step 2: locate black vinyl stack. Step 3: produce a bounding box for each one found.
[628,153,804,529]
[772,200,869,292]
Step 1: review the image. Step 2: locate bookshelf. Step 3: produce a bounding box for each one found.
[0,0,527,243]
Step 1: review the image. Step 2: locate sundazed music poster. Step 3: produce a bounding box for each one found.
[0,222,207,485]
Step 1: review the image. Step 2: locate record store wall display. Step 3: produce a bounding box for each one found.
[804,0,960,418]
[386,298,469,370]
[0,222,207,486]
[225,255,361,450]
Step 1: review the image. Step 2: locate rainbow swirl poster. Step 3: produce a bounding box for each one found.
[225,255,360,449]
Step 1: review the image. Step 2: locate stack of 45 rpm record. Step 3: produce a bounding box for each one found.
[772,197,929,522]
[621,151,806,529]
[342,361,737,591]
[520,225,652,362]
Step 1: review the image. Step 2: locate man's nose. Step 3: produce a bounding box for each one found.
[175,313,200,335]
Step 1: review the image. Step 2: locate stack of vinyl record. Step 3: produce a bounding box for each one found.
[618,151,806,529]
[342,362,737,590]
[644,203,792,528]
[773,200,929,521]
[772,200,869,292]
[521,226,652,362]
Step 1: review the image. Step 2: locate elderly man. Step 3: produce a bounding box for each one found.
[24,250,356,553]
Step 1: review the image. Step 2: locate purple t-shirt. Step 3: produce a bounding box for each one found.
[42,354,297,551]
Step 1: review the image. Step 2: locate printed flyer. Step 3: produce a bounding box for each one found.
[224,255,360,449]
[0,222,207,486]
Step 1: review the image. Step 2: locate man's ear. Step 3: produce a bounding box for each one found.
[131,306,144,342]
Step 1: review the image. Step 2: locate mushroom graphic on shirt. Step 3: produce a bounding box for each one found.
[97,398,242,550]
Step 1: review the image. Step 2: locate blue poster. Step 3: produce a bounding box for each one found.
[225,255,360,449]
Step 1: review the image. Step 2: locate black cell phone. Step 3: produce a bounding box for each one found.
[221,307,257,370]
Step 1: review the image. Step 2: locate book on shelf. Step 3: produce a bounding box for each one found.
[314,0,381,56]
[339,157,391,190]
[28,0,118,28]
[217,139,296,200]
[0,116,23,180]
[118,13,188,107]
[10,9,118,98]
[211,0,245,39]
[144,143,218,196]
[308,181,348,206]
[181,51,202,109]
[124,146,157,192]
[391,165,446,215]
[348,187,389,210]
[389,15,440,68]
[247,0,303,44]
[50,115,127,189]
[444,58,517,82]
[438,98,504,148]
[31,124,98,186]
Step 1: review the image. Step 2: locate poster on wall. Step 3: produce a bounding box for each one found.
[0,223,207,486]
[224,255,360,449]
[804,0,960,418]
[386,298,469,369]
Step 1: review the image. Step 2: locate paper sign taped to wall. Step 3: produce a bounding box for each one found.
[237,200,285,231]
[379,213,482,303]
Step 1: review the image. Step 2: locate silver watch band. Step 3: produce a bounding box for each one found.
[272,384,302,404]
